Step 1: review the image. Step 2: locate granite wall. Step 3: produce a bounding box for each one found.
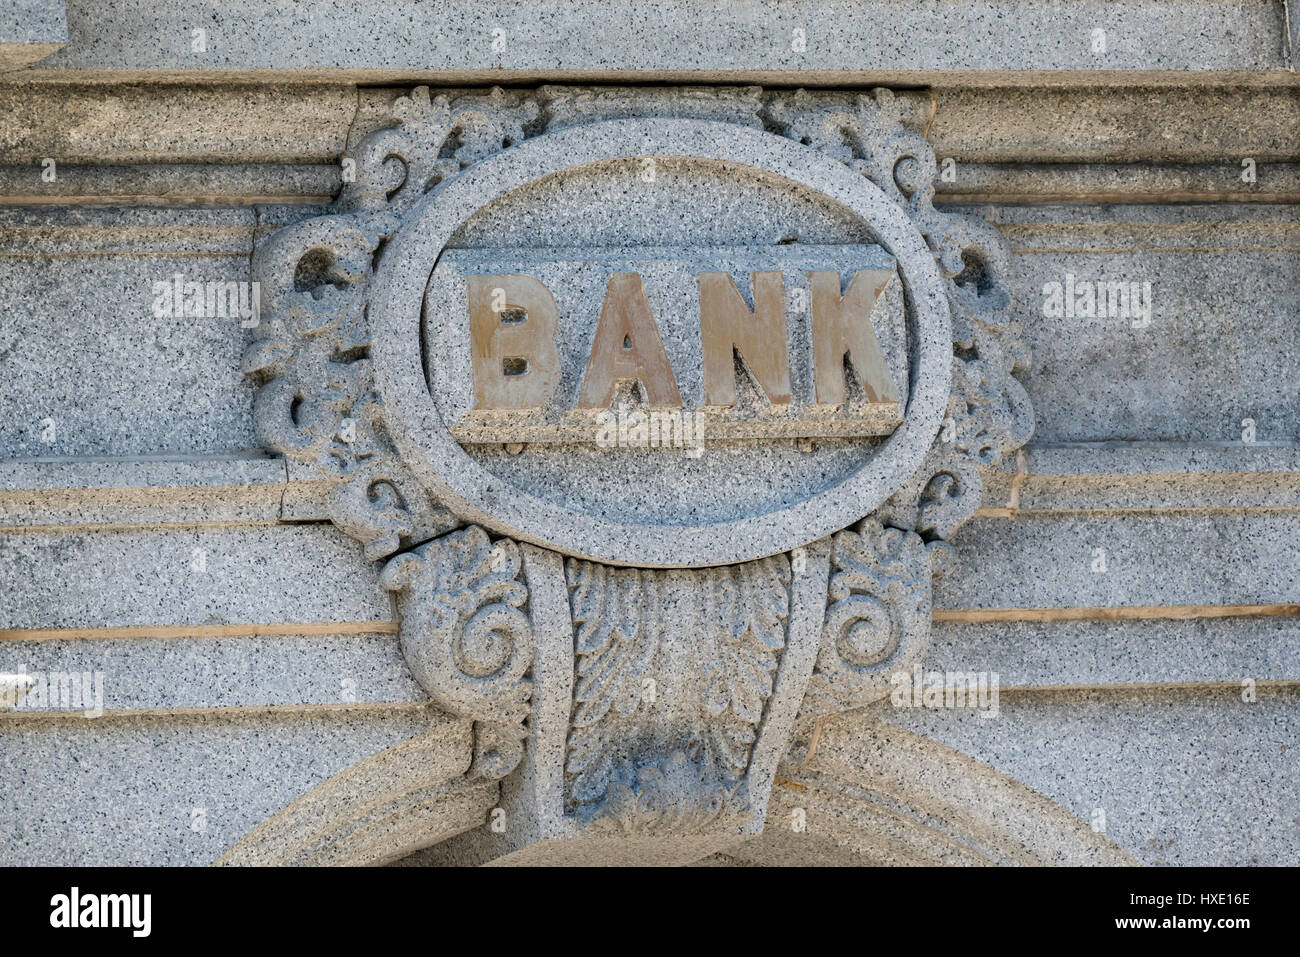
[0,0,1296,866]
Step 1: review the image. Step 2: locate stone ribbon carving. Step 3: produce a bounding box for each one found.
[245,84,1034,842]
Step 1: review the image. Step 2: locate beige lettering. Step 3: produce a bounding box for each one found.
[809,269,899,406]
[468,274,561,410]
[698,271,791,407]
[576,273,682,409]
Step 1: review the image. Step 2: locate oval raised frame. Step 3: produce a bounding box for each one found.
[369,118,952,567]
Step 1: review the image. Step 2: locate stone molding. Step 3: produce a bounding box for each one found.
[12,0,1289,79]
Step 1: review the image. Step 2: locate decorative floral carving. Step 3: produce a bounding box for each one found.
[769,88,1034,545]
[242,86,1036,829]
[697,556,791,780]
[380,525,534,780]
[564,555,790,826]
[249,84,1031,566]
[566,560,659,806]
[338,86,540,215]
[244,87,539,562]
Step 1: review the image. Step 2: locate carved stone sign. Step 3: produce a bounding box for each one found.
[244,85,1034,858]
[365,116,957,566]
[429,245,906,444]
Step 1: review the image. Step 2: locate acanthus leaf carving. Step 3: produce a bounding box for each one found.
[564,555,790,831]
[697,555,791,781]
[566,560,659,806]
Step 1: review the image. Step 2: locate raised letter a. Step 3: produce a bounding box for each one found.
[576,273,682,409]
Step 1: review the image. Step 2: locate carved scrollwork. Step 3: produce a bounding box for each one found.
[338,86,540,214]
[802,518,954,718]
[380,525,534,780]
[241,86,1036,836]
[248,83,1032,565]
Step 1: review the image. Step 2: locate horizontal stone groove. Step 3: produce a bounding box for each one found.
[933,604,1300,623]
[1012,245,1300,255]
[998,225,1300,253]
[0,163,341,204]
[16,684,1296,720]
[2,478,1300,530]
[0,700,428,721]
[977,505,1300,519]
[6,623,1295,716]
[0,620,399,641]
[9,69,1300,87]
[5,201,1292,258]
[0,237,253,256]
[932,161,1300,197]
[978,679,1300,694]
[5,608,1295,641]
[6,165,1293,207]
[8,671,1294,721]
[946,192,1300,205]
[5,191,1293,209]
[0,454,282,490]
[959,202,1300,243]
[0,520,287,535]
[10,443,1297,481]
[997,440,1300,469]
[946,683,1300,702]
[2,84,1295,173]
[0,194,334,207]
[7,443,1300,479]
